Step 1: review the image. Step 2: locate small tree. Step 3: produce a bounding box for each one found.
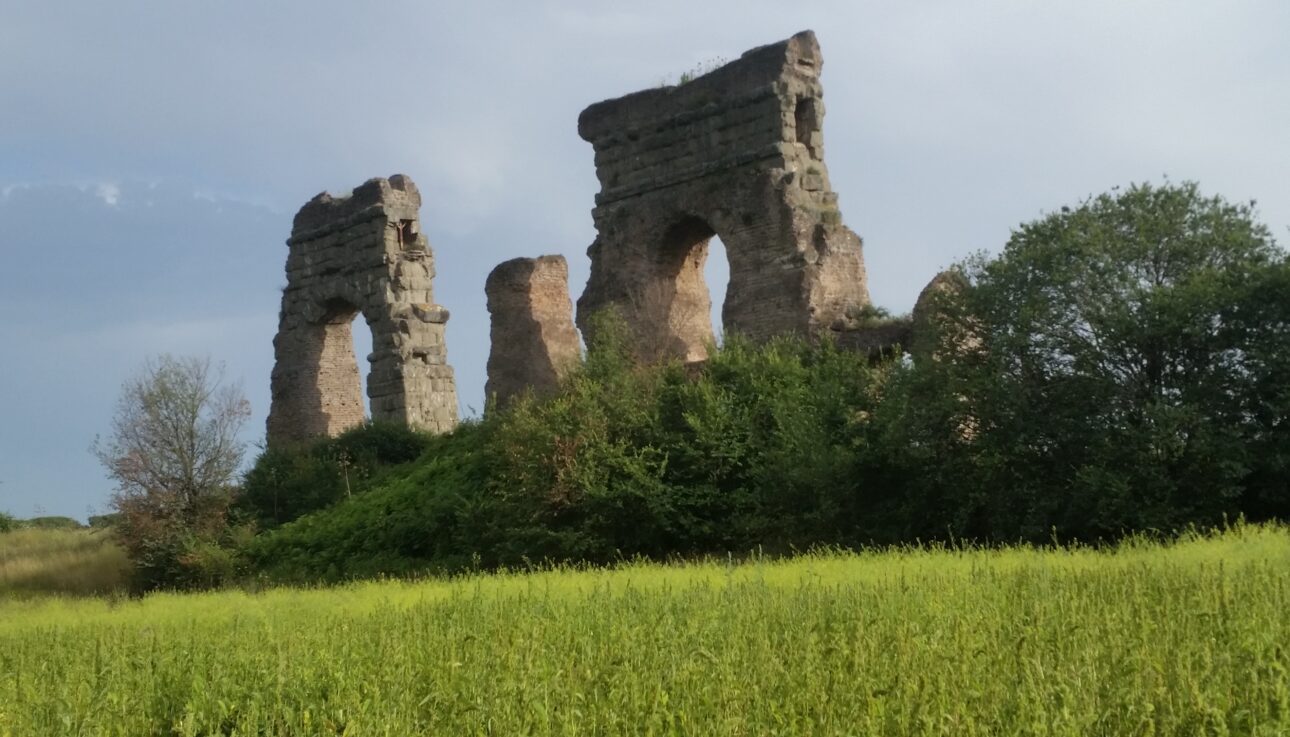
[93,355,250,589]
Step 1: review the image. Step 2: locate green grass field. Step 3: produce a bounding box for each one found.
[1,525,1287,736]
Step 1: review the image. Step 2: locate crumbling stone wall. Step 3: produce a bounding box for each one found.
[484,255,582,409]
[576,30,870,362]
[266,175,457,445]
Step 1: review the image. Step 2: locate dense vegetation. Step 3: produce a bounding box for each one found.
[241,332,887,581]
[880,182,1290,541]
[228,183,1288,584]
[2,525,1287,735]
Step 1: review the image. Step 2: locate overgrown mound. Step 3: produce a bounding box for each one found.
[243,331,885,582]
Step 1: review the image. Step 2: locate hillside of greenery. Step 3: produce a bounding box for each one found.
[82,180,1288,591]
[2,525,1287,735]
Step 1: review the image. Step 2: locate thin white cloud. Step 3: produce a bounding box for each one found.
[95,182,121,206]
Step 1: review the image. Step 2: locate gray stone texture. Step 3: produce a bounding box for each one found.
[575,30,871,363]
[266,175,458,445]
[485,255,582,409]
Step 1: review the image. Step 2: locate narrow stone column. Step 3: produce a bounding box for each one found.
[485,255,582,410]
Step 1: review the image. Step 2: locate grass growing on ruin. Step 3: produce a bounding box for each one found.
[2,524,1288,736]
[0,526,130,597]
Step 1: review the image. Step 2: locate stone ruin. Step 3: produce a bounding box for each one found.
[266,31,944,439]
[484,255,581,409]
[574,30,871,363]
[266,175,457,445]
[482,30,901,402]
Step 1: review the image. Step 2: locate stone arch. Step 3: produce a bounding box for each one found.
[575,30,871,363]
[309,296,369,433]
[266,175,457,446]
[640,214,721,362]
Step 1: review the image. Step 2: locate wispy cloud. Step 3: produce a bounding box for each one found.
[95,182,120,206]
[1,183,31,199]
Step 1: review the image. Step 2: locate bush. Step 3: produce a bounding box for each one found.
[243,422,492,582]
[239,421,434,527]
[88,513,122,529]
[0,511,15,533]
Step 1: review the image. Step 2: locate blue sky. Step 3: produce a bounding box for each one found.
[2,1,1287,519]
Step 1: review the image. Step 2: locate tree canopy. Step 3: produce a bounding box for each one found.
[880,181,1289,540]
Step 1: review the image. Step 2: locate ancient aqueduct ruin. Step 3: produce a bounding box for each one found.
[267,30,944,445]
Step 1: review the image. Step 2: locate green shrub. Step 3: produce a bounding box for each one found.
[243,422,492,582]
[245,313,893,582]
[88,513,122,529]
[239,421,434,527]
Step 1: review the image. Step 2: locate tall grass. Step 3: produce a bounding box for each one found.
[0,527,130,596]
[1,524,1287,735]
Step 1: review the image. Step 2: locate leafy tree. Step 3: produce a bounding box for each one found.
[0,511,16,533]
[93,355,250,589]
[882,181,1287,540]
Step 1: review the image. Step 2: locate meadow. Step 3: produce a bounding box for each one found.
[0,526,129,598]
[1,525,1287,736]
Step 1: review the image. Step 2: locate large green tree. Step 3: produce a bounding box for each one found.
[879,182,1288,541]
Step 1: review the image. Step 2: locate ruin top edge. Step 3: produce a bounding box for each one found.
[577,30,820,143]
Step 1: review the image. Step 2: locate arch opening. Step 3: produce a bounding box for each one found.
[316,298,374,431]
[632,216,730,363]
[704,235,729,347]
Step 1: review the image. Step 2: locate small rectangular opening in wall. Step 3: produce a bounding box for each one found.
[795,96,819,154]
[397,219,421,249]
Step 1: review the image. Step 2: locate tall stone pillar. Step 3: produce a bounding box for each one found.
[485,255,582,409]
